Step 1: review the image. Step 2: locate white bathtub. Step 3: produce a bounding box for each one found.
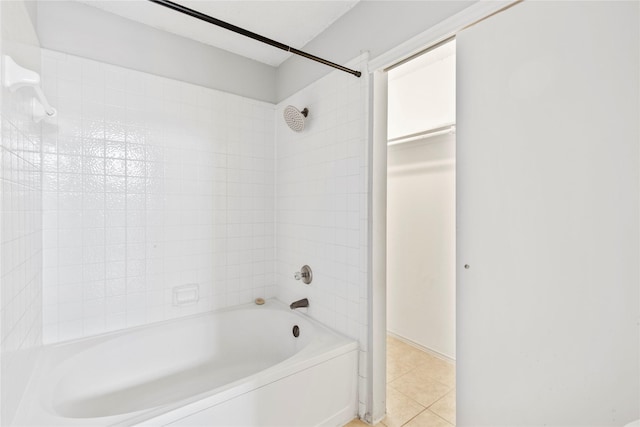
[14,300,359,426]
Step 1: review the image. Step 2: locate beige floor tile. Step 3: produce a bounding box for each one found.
[429,390,455,425]
[344,419,369,427]
[387,357,415,383]
[343,418,371,427]
[387,336,432,368]
[389,371,451,408]
[404,410,453,427]
[380,387,426,427]
[343,417,385,427]
[385,334,456,425]
[413,357,455,388]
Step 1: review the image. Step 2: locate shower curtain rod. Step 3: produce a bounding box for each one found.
[148,0,362,78]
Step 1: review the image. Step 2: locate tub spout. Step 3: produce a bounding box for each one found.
[290,298,309,310]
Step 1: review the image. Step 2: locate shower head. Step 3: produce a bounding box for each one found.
[283,105,309,132]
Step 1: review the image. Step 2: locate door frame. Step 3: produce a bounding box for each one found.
[366,1,520,423]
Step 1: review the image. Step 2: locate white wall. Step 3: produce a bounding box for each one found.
[457,1,639,425]
[0,1,43,424]
[387,134,455,359]
[387,42,456,140]
[35,1,477,105]
[40,50,276,343]
[386,44,456,359]
[275,54,370,418]
[36,1,277,103]
[276,1,473,102]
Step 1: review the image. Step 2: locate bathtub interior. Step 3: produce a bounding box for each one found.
[15,300,357,425]
[50,306,314,419]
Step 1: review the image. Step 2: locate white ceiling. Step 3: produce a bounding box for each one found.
[74,0,360,67]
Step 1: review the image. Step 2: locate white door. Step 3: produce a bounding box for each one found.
[457,1,639,425]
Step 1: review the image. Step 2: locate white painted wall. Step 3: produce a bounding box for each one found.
[386,45,456,359]
[387,42,456,140]
[40,50,276,343]
[0,1,43,424]
[457,1,639,425]
[35,1,476,104]
[35,1,277,103]
[387,134,455,359]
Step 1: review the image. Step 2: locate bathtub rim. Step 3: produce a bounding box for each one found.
[45,298,310,350]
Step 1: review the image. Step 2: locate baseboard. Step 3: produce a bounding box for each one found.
[386,331,456,364]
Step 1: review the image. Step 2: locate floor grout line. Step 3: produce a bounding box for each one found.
[427,389,450,409]
[399,407,428,426]
[426,409,454,426]
[387,382,429,410]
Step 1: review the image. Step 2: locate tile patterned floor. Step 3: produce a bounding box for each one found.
[344,335,455,427]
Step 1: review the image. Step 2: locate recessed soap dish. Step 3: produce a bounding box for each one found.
[172,283,199,306]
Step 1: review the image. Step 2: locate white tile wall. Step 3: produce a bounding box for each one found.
[0,58,44,424]
[38,47,370,415]
[274,54,370,414]
[41,49,276,343]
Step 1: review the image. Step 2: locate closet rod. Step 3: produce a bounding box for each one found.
[148,0,362,78]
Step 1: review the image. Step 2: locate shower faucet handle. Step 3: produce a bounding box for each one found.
[294,265,313,284]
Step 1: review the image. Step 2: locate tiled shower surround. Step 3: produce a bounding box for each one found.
[40,49,276,343]
[38,49,371,417]
[0,88,43,355]
[275,54,370,415]
[0,52,43,425]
